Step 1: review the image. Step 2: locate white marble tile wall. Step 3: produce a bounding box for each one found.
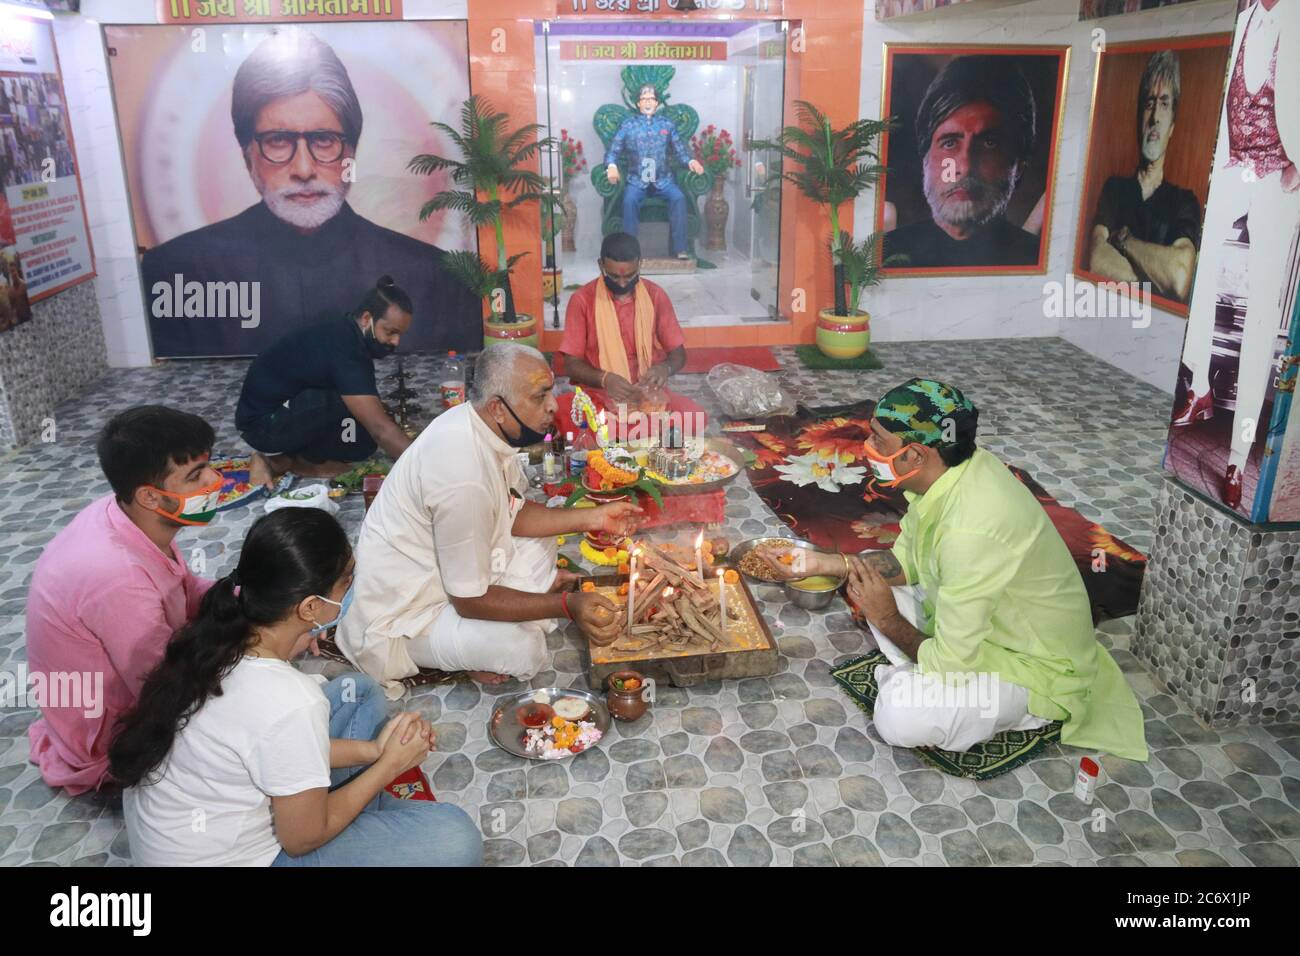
[854,0,1237,393]
[54,6,154,368]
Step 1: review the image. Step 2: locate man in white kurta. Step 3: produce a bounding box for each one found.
[337,344,636,698]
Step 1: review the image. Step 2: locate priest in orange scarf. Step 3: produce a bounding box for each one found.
[557,232,707,440]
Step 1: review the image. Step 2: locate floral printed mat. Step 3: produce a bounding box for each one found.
[729,400,1147,619]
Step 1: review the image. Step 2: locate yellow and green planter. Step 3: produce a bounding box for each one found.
[484,313,538,350]
[815,308,871,360]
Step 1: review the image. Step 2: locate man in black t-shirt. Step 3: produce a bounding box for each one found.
[1087,50,1201,303]
[236,276,416,489]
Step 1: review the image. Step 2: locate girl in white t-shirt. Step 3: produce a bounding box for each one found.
[110,508,482,867]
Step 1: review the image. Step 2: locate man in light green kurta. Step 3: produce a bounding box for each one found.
[756,378,1147,760]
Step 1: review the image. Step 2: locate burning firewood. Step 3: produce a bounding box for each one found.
[630,572,667,623]
[641,545,706,590]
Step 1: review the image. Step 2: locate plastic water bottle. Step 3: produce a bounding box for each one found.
[439,350,466,409]
[568,422,597,477]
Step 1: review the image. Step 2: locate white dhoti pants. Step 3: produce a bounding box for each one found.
[409,536,559,680]
[867,585,1049,753]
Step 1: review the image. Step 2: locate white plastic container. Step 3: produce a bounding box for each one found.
[1075,757,1100,803]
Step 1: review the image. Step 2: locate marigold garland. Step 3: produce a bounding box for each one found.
[580,539,629,566]
[588,449,638,486]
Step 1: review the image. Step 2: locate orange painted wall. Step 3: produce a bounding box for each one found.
[464,0,865,351]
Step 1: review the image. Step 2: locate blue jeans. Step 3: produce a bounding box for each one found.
[271,673,482,867]
[622,177,688,256]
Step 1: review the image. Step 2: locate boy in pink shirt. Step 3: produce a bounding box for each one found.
[25,406,223,794]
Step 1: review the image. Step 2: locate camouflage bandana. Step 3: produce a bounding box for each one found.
[873,378,977,447]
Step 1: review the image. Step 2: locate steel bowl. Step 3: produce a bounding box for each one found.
[729,535,821,585]
[783,576,844,610]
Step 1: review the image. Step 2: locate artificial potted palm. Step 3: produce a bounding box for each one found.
[754,102,894,359]
[821,232,894,359]
[409,95,553,349]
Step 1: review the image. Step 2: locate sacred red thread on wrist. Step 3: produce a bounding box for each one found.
[560,590,573,620]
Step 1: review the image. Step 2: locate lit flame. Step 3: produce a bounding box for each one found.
[662,586,674,598]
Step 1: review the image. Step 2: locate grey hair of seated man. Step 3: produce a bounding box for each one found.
[470,342,549,407]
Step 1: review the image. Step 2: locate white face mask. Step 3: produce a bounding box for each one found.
[308,584,354,634]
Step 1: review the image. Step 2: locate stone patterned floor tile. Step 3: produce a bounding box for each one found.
[2,339,1294,867]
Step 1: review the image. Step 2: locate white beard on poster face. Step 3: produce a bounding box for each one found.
[250,163,350,231]
[921,157,1019,232]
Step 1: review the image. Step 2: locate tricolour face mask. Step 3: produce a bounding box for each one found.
[862,441,921,487]
[309,583,354,634]
[144,471,224,526]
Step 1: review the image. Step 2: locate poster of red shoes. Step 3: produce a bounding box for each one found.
[1163,0,1300,525]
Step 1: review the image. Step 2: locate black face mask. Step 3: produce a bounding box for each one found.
[364,320,395,359]
[498,396,548,448]
[603,273,638,297]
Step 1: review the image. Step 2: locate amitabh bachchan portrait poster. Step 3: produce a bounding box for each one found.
[105,22,478,358]
[877,45,1069,277]
[1073,34,1232,318]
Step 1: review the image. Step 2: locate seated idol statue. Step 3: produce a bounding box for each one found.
[604,84,704,260]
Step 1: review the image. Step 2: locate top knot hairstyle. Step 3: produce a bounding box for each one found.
[914,55,1037,164]
[353,274,414,322]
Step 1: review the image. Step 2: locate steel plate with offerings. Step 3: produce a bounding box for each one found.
[488,687,610,760]
[632,437,744,495]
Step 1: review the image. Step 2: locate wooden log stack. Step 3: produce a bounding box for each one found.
[622,543,740,652]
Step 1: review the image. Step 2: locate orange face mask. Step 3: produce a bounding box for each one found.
[143,470,224,526]
[862,440,921,487]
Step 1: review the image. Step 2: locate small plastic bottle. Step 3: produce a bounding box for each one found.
[439,350,466,409]
[1075,757,1099,804]
[559,430,573,476]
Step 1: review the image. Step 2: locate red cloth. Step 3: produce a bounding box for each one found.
[555,387,707,442]
[680,346,780,374]
[384,766,436,801]
[558,278,685,384]
[545,480,726,528]
[551,346,781,377]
